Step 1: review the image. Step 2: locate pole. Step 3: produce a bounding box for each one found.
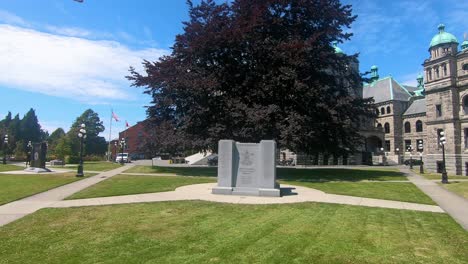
[419,154,424,174]
[441,144,448,183]
[77,137,84,177]
[409,152,413,170]
[107,109,113,161]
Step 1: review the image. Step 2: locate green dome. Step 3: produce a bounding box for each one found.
[429,24,458,48]
[371,65,378,70]
[462,40,468,50]
[332,41,344,54]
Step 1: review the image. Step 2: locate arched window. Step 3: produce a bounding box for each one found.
[416,120,423,132]
[404,122,411,133]
[435,67,439,78]
[377,123,382,129]
[384,123,390,134]
[443,64,447,76]
[386,106,391,114]
[428,69,432,80]
[380,107,385,115]
[463,96,468,114]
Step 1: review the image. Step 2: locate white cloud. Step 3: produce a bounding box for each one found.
[0,24,169,103]
[44,25,91,38]
[0,10,29,26]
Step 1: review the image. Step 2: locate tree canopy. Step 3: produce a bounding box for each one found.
[128,0,374,155]
[68,109,107,155]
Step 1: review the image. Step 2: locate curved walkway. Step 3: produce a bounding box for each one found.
[0,164,134,226]
[50,183,443,213]
[400,167,468,230]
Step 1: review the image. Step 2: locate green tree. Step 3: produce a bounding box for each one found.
[20,108,43,143]
[68,109,107,155]
[55,136,72,160]
[128,0,374,155]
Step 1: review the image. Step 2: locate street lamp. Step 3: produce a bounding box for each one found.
[418,140,424,174]
[76,124,87,177]
[440,131,448,183]
[408,145,413,169]
[26,141,32,167]
[119,138,126,165]
[2,134,8,165]
[380,147,386,166]
[396,147,400,164]
[113,141,118,162]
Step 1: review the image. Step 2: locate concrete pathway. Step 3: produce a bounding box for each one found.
[49,183,443,213]
[0,164,134,226]
[400,167,468,230]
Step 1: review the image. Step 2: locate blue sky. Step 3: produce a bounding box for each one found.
[0,0,466,140]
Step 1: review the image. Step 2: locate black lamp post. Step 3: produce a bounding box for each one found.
[440,131,448,184]
[408,145,413,170]
[26,141,32,167]
[76,124,87,177]
[119,138,126,165]
[113,141,118,162]
[418,140,424,174]
[396,147,400,164]
[2,134,8,165]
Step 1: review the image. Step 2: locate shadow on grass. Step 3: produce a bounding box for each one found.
[277,168,406,182]
[147,166,405,182]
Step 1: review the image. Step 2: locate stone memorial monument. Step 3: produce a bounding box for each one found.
[25,142,51,173]
[212,140,280,197]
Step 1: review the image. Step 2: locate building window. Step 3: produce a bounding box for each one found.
[463,64,468,71]
[405,140,412,151]
[417,139,424,151]
[404,121,411,133]
[428,69,432,80]
[443,64,447,76]
[436,104,442,117]
[386,106,391,114]
[463,96,468,114]
[465,128,468,149]
[384,123,390,134]
[377,123,382,129]
[376,108,379,115]
[416,120,423,132]
[435,67,439,78]
[385,140,391,151]
[380,107,385,115]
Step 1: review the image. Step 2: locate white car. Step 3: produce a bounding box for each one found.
[116,153,130,163]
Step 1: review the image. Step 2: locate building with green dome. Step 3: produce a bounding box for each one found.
[362,24,468,175]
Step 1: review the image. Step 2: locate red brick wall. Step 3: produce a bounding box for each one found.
[118,121,149,159]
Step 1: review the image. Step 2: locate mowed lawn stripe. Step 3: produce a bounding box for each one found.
[0,201,466,263]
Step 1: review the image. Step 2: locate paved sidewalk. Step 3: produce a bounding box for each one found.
[400,167,468,230]
[50,183,443,213]
[0,164,134,226]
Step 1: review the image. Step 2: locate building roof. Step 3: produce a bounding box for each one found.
[332,41,344,54]
[403,85,418,93]
[430,24,458,48]
[363,77,412,103]
[403,98,426,116]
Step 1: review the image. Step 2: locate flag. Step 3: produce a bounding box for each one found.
[112,111,120,122]
[126,121,130,128]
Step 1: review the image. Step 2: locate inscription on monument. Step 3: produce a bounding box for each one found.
[212,140,280,197]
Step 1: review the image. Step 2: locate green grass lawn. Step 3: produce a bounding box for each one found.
[126,166,407,181]
[0,201,466,264]
[67,175,216,200]
[0,173,92,205]
[51,161,123,172]
[125,165,218,176]
[439,181,468,199]
[0,164,24,172]
[282,181,435,205]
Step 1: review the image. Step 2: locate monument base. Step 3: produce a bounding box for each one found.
[212,186,281,197]
[24,167,52,173]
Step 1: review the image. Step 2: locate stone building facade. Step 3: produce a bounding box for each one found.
[364,24,468,174]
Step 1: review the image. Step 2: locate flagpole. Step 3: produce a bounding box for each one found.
[108,108,113,161]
